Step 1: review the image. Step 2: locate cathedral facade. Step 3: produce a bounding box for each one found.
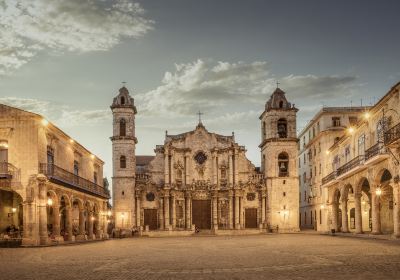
[111,86,299,235]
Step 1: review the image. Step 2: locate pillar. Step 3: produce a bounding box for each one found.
[354,193,363,234]
[164,192,170,229]
[341,198,349,233]
[136,194,141,228]
[185,192,191,230]
[228,192,234,229]
[88,214,94,239]
[38,177,48,245]
[79,210,85,235]
[371,191,382,234]
[228,152,233,186]
[53,204,61,237]
[331,202,339,232]
[212,192,218,230]
[239,195,244,228]
[159,197,164,230]
[65,206,73,241]
[22,201,36,245]
[235,192,240,229]
[394,185,400,237]
[261,193,266,227]
[164,153,169,186]
[171,193,176,229]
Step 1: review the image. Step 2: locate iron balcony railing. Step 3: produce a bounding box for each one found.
[39,163,110,199]
[336,155,364,177]
[0,162,20,181]
[385,122,400,145]
[322,171,336,185]
[364,143,381,161]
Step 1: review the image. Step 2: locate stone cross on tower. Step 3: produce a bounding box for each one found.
[197,111,203,123]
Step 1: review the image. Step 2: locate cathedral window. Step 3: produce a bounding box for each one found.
[277,119,287,138]
[120,119,126,137]
[278,152,289,177]
[146,192,155,201]
[194,151,207,165]
[120,155,127,169]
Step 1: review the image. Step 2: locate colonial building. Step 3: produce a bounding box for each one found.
[298,106,367,231]
[0,105,110,245]
[111,86,300,235]
[321,81,400,236]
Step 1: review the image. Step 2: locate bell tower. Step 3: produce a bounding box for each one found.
[259,87,299,232]
[110,86,137,230]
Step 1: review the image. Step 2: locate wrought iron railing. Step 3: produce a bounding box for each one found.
[39,163,110,199]
[364,143,383,161]
[336,155,364,177]
[0,162,20,181]
[385,122,400,145]
[322,171,336,185]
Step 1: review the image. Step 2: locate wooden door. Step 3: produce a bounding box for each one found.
[245,208,258,228]
[144,209,158,230]
[192,200,211,229]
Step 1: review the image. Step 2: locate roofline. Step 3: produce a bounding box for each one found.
[0,103,104,164]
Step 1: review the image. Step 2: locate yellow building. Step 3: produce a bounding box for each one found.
[0,104,110,245]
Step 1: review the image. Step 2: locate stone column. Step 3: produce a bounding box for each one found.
[79,210,85,235]
[234,151,239,185]
[235,191,240,229]
[185,192,191,230]
[22,201,36,245]
[95,214,101,238]
[164,153,169,186]
[228,191,234,229]
[171,193,176,229]
[228,152,233,186]
[164,191,170,229]
[38,177,48,245]
[159,197,164,230]
[261,192,266,227]
[341,198,349,233]
[170,152,175,185]
[393,185,400,237]
[65,206,73,241]
[53,204,61,237]
[88,214,94,239]
[354,192,363,234]
[239,195,244,228]
[212,192,218,230]
[371,191,382,234]
[331,202,339,232]
[136,194,141,228]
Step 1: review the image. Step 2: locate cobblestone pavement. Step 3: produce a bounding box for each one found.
[1,234,400,280]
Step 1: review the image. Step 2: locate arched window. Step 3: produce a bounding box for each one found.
[277,118,287,138]
[120,156,126,169]
[278,152,289,177]
[279,101,284,108]
[120,96,125,105]
[120,119,126,137]
[262,122,266,139]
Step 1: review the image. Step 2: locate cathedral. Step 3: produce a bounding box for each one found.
[111,86,299,235]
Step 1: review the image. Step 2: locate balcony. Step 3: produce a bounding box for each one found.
[385,122,400,146]
[0,162,20,181]
[322,171,336,185]
[336,155,364,177]
[39,163,110,199]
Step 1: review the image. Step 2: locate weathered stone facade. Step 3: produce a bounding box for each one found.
[0,105,110,245]
[321,81,400,236]
[112,86,300,234]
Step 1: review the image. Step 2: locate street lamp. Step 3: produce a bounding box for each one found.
[375,188,382,196]
[12,208,17,213]
[47,198,53,206]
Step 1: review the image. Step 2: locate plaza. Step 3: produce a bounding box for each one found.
[1,234,400,279]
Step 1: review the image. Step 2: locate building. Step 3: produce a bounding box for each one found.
[298,106,367,231]
[321,81,400,236]
[0,105,110,246]
[111,86,300,235]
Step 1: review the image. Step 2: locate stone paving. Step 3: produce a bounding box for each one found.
[1,233,400,279]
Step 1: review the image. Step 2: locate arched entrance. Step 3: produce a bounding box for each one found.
[0,189,23,238]
[377,169,394,234]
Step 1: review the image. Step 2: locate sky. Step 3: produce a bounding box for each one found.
[1,0,400,181]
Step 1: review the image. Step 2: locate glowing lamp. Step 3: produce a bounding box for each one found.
[47,198,53,206]
[41,119,49,126]
[375,188,382,196]
[12,208,17,213]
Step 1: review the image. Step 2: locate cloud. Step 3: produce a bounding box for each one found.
[0,0,153,75]
[137,59,359,117]
[0,96,110,126]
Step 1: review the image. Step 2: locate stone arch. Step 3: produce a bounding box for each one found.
[46,190,59,237]
[277,152,289,177]
[119,118,126,137]
[71,197,84,237]
[355,177,372,232]
[277,118,287,138]
[375,168,394,234]
[58,194,71,239]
